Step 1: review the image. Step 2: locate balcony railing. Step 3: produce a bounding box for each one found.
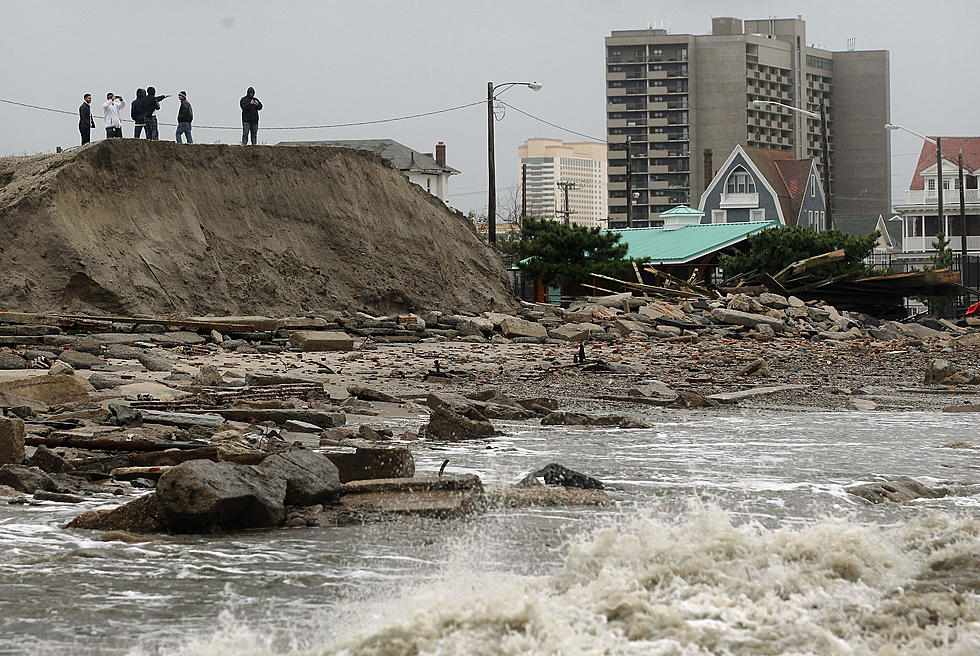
[903,189,980,205]
[720,192,760,208]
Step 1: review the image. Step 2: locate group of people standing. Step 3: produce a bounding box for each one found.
[77,87,262,146]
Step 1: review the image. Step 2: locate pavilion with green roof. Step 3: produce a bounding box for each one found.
[606,219,778,266]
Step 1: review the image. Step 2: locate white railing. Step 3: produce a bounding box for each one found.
[902,235,980,253]
[903,189,980,205]
[720,192,759,208]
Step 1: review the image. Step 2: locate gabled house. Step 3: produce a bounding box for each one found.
[278,139,459,203]
[892,136,980,254]
[834,214,902,254]
[697,145,826,228]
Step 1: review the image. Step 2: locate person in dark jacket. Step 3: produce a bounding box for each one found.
[143,86,170,140]
[78,94,95,144]
[175,91,193,143]
[131,88,146,138]
[240,87,262,145]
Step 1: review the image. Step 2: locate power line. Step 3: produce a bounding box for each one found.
[0,97,484,130]
[497,101,606,143]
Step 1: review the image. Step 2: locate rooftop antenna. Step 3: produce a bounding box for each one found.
[847,37,856,51]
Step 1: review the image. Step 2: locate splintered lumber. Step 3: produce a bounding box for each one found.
[588,273,705,298]
[643,265,711,296]
[773,249,845,282]
[761,272,790,296]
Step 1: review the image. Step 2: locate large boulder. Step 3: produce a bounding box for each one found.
[533,463,604,490]
[710,308,784,332]
[156,459,286,531]
[424,406,495,440]
[847,478,950,503]
[0,374,93,405]
[0,464,56,493]
[499,316,548,340]
[324,446,415,483]
[549,323,603,343]
[0,352,27,370]
[0,417,26,465]
[289,331,354,351]
[67,493,168,533]
[258,450,341,506]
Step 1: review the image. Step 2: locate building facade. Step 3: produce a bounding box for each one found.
[699,145,826,227]
[605,16,890,227]
[518,138,607,228]
[893,137,980,254]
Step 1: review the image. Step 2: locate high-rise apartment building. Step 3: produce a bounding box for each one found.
[518,138,607,228]
[605,16,890,227]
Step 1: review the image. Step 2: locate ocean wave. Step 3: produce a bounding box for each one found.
[155,508,980,656]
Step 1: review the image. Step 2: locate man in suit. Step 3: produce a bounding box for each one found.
[79,94,95,144]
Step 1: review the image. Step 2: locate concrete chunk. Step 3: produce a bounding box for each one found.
[289,330,355,351]
[710,308,784,332]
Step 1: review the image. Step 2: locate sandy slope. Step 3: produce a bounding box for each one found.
[0,140,513,316]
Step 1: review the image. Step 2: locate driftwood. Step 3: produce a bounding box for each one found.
[588,273,706,298]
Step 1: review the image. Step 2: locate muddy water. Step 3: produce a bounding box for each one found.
[1,410,978,655]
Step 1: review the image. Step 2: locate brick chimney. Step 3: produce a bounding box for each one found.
[435,141,446,167]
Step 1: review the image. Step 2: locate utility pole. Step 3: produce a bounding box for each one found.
[521,163,527,222]
[487,81,497,245]
[625,135,633,228]
[557,181,576,226]
[959,150,967,262]
[819,104,833,230]
[937,137,944,253]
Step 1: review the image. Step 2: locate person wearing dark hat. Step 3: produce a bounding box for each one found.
[239,86,262,145]
[175,91,193,143]
[78,94,95,144]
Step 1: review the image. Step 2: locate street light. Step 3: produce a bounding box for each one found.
[751,99,833,230]
[884,124,963,262]
[488,81,542,245]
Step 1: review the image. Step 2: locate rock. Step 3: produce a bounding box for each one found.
[738,358,770,378]
[324,446,415,483]
[612,319,656,337]
[0,417,26,465]
[0,464,56,493]
[193,364,224,387]
[56,350,103,370]
[332,474,485,520]
[47,361,75,376]
[924,359,973,384]
[847,477,949,504]
[109,403,143,427]
[499,316,548,340]
[138,351,172,372]
[534,463,604,489]
[87,373,127,390]
[755,324,776,339]
[0,374,92,406]
[943,442,974,449]
[638,305,664,322]
[848,398,877,411]
[667,390,720,409]
[758,293,789,309]
[347,385,401,403]
[628,381,679,403]
[26,445,72,473]
[710,308,784,332]
[0,352,28,369]
[284,420,323,433]
[289,330,355,352]
[357,425,390,441]
[549,323,603,342]
[487,485,611,508]
[258,450,341,506]
[898,323,943,340]
[956,333,980,348]
[424,405,495,440]
[728,294,766,314]
[456,318,493,336]
[104,344,144,360]
[67,493,168,533]
[34,490,84,503]
[787,296,805,308]
[156,459,287,531]
[540,412,649,429]
[517,397,560,413]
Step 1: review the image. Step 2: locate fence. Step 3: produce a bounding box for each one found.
[865,252,980,317]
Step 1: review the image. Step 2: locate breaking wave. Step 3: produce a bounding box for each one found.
[159,508,980,656]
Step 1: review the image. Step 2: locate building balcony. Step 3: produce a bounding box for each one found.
[649,165,669,174]
[648,101,668,111]
[647,70,668,80]
[649,134,668,143]
[900,189,980,206]
[720,192,760,208]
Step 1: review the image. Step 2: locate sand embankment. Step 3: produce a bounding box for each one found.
[0,140,513,316]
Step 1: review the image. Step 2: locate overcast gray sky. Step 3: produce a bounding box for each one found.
[0,0,975,212]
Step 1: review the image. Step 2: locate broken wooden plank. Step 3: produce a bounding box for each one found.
[773,249,845,282]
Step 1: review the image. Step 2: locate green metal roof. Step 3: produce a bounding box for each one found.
[659,205,705,217]
[607,221,778,264]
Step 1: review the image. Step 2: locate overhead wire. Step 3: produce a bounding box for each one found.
[497,101,606,142]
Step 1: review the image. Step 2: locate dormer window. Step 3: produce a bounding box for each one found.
[725,168,757,194]
[927,178,936,191]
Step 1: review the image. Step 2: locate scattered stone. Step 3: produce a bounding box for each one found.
[667,390,719,409]
[347,385,401,403]
[540,412,649,429]
[56,350,103,370]
[424,405,495,440]
[284,419,323,434]
[138,351,172,372]
[628,381,679,403]
[257,450,342,506]
[710,308,784,332]
[67,493,168,533]
[0,464,56,493]
[499,316,548,340]
[104,344,144,360]
[26,445,72,473]
[924,359,978,384]
[193,364,224,387]
[534,463,604,489]
[34,490,84,503]
[758,293,789,309]
[847,477,949,504]
[0,374,93,406]
[848,398,877,411]
[109,403,143,427]
[943,442,973,449]
[87,372,127,390]
[289,331,355,352]
[0,417,26,465]
[0,353,28,370]
[738,358,770,378]
[549,323,602,342]
[156,459,287,531]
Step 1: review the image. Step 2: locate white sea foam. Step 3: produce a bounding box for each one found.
[152,508,980,656]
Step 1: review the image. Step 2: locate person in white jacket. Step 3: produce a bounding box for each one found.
[103,92,126,139]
